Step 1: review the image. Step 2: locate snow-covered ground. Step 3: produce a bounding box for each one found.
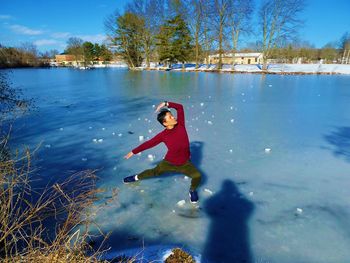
[93,63,128,68]
[6,68,350,263]
[148,63,350,74]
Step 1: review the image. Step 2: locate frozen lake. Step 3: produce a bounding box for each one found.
[5,68,350,263]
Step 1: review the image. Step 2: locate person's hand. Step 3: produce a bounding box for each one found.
[155,102,166,113]
[124,152,134,159]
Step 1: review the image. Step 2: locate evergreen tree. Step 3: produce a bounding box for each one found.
[157,15,192,67]
[94,43,101,58]
[157,23,175,65]
[172,15,192,67]
[100,45,113,63]
[82,42,95,66]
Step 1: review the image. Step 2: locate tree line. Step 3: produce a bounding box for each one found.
[1,0,349,69]
[266,35,350,64]
[0,39,114,69]
[64,37,113,66]
[0,43,59,68]
[105,0,350,70]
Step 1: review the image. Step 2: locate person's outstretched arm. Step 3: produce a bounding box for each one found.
[124,132,163,159]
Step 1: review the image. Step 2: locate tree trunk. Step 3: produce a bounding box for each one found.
[341,49,346,64]
[262,54,268,71]
[231,51,235,70]
[194,7,201,70]
[218,24,223,70]
[146,45,150,68]
[195,30,200,69]
[203,28,211,69]
[145,35,151,68]
[231,30,239,70]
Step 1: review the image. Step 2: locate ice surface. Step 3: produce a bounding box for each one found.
[147,154,155,161]
[204,189,213,195]
[7,68,350,263]
[177,200,186,206]
[264,148,271,153]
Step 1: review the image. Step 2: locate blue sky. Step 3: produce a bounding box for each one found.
[1,0,349,52]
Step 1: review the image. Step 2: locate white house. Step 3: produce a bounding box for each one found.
[207,52,263,65]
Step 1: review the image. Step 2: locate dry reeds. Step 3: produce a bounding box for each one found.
[0,144,117,262]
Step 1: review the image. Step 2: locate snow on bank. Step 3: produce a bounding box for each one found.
[142,63,350,75]
[90,63,128,68]
[267,63,350,74]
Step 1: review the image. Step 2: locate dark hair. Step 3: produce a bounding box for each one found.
[157,109,171,126]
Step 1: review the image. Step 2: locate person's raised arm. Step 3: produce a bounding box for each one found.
[167,101,185,126]
[155,101,185,126]
[124,133,163,159]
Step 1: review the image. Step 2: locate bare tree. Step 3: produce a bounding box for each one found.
[180,0,217,69]
[126,0,165,68]
[320,43,338,64]
[19,42,39,66]
[213,0,231,70]
[201,3,217,68]
[184,0,206,69]
[66,37,84,66]
[258,0,305,70]
[166,0,188,18]
[340,32,350,64]
[105,11,145,68]
[228,0,253,69]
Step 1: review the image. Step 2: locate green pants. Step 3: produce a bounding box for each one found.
[137,160,201,190]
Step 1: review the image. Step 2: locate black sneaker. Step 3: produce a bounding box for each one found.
[189,190,199,203]
[123,175,138,184]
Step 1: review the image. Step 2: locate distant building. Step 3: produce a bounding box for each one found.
[54,54,124,67]
[207,52,263,65]
[55,54,82,66]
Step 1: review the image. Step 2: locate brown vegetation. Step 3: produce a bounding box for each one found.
[0,144,118,262]
[164,248,196,263]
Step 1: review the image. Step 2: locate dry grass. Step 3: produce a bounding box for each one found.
[0,139,119,262]
[164,248,196,263]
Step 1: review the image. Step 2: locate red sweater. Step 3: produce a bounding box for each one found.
[132,102,190,166]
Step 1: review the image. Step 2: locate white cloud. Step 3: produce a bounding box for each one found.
[9,24,43,35]
[0,15,13,20]
[50,32,106,44]
[77,34,106,43]
[51,32,71,39]
[34,39,61,46]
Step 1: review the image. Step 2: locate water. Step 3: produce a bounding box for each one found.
[3,68,350,263]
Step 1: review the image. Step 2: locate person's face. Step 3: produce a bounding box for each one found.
[163,112,177,127]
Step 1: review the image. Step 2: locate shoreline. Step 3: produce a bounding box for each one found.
[135,63,350,75]
[2,63,350,75]
[144,67,344,75]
